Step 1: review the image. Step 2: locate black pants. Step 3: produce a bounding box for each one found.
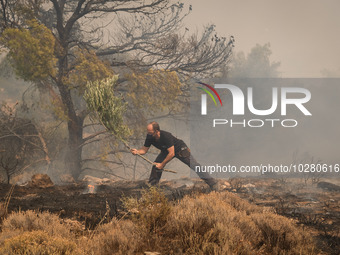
[148,148,216,188]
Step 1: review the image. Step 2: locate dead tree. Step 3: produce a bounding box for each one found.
[0,104,50,183]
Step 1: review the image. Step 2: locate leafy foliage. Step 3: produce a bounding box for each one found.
[68,49,114,91]
[126,69,182,115]
[84,76,131,140]
[0,19,57,81]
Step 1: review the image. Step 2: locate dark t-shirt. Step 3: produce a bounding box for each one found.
[144,130,186,154]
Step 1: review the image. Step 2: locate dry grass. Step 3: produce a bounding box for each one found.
[0,188,317,255]
[161,192,315,255]
[0,230,80,255]
[1,210,72,237]
[0,184,15,221]
[121,186,171,234]
[82,219,143,255]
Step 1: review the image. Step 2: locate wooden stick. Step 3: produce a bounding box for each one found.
[92,113,177,174]
[121,140,177,174]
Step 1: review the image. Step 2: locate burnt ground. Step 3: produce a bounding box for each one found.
[0,177,339,254]
[234,178,340,255]
[0,178,210,229]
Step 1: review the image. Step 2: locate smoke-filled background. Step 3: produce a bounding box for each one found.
[190,78,340,178]
[185,0,340,78]
[183,0,340,179]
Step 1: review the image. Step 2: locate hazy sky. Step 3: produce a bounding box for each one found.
[185,0,340,78]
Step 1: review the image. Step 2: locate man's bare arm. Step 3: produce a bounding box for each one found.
[154,146,175,169]
[131,146,149,155]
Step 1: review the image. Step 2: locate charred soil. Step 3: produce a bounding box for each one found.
[0,177,339,254]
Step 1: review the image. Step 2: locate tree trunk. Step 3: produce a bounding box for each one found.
[56,79,85,180]
[65,115,84,180]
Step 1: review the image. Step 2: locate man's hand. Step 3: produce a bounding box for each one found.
[131,146,149,155]
[130,148,138,155]
[153,162,164,170]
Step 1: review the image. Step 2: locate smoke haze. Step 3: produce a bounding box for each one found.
[185,0,340,78]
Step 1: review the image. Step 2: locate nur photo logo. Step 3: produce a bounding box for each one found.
[197,82,223,115]
[197,82,312,128]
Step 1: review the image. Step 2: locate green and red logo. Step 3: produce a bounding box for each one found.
[197,82,223,115]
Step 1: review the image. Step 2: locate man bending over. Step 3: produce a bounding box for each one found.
[130,121,219,191]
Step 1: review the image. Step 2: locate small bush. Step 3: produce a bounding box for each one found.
[121,186,171,234]
[229,177,245,192]
[163,192,262,254]
[1,210,71,238]
[162,192,316,254]
[83,219,143,255]
[251,212,315,254]
[0,230,79,255]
